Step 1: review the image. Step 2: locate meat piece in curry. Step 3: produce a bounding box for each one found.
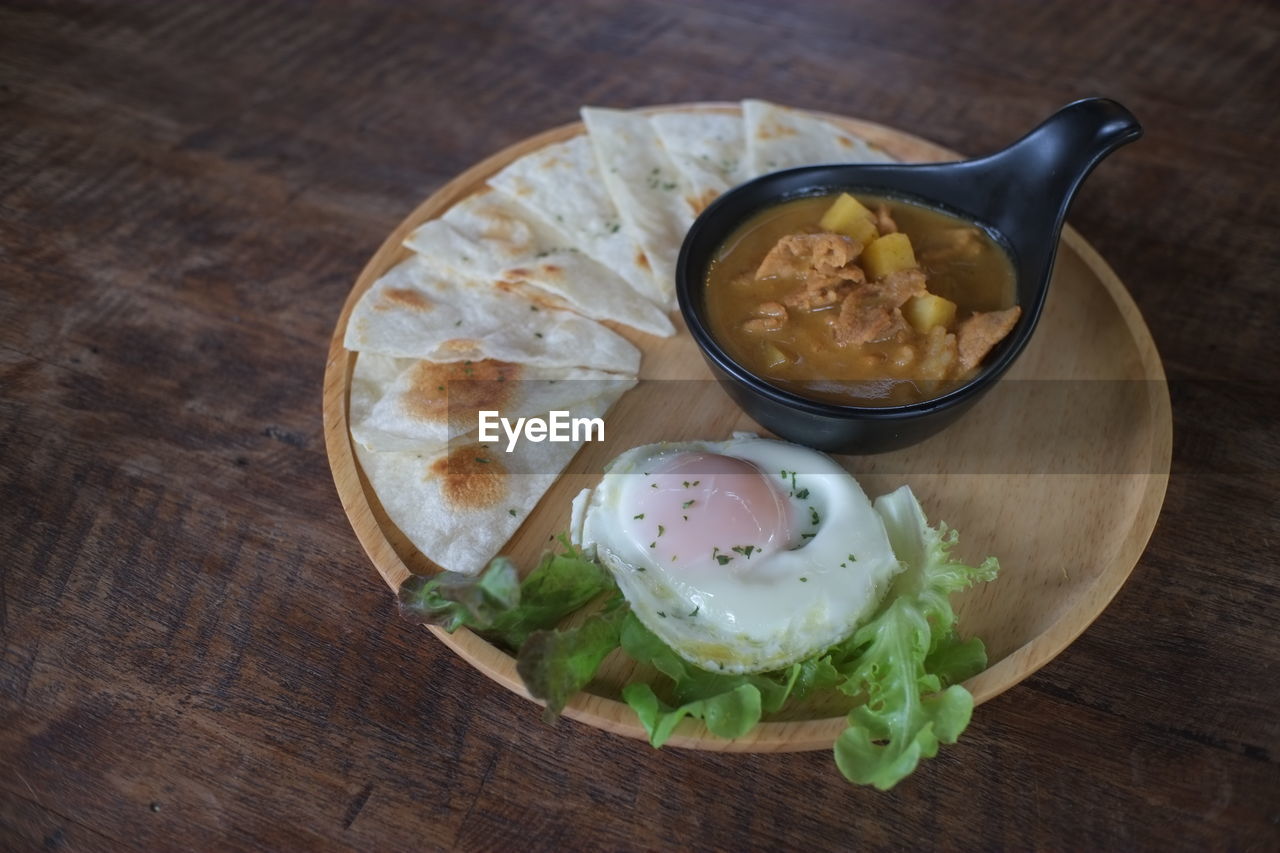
[705,192,1020,406]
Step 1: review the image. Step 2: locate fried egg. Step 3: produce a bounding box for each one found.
[570,436,902,674]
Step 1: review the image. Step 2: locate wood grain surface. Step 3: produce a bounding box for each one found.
[2,1,1277,850]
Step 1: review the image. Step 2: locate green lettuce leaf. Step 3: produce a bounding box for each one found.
[792,653,842,701]
[925,632,990,687]
[623,682,761,745]
[829,486,1000,790]
[396,538,615,650]
[619,613,800,746]
[488,542,615,648]
[517,599,628,722]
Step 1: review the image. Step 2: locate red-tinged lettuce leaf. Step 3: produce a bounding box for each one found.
[397,539,615,650]
[487,542,615,648]
[397,557,520,634]
[516,601,628,723]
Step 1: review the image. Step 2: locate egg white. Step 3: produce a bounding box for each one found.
[570,436,902,674]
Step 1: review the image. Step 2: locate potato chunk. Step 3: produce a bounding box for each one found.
[861,232,918,279]
[903,292,957,333]
[819,193,879,245]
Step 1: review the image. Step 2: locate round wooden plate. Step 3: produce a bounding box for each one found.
[323,104,1172,752]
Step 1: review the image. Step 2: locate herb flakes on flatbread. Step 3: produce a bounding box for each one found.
[743,99,895,175]
[487,134,666,309]
[582,107,698,309]
[345,256,641,374]
[404,189,674,337]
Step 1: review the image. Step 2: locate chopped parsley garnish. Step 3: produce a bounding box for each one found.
[731,545,756,559]
[847,554,857,562]
[657,525,665,537]
[780,469,807,498]
[475,457,490,464]
[508,509,517,517]
[656,611,667,618]
[633,513,645,520]
[810,506,821,526]
[800,576,809,582]
[682,499,695,509]
[688,605,700,617]
[715,555,733,565]
[801,532,816,539]
[649,542,656,549]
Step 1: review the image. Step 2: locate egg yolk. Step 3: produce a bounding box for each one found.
[625,452,793,570]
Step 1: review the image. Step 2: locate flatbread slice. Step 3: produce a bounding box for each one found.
[350,352,636,454]
[404,189,673,337]
[582,106,696,308]
[742,99,895,175]
[487,134,665,307]
[344,256,641,374]
[354,390,622,575]
[650,110,751,211]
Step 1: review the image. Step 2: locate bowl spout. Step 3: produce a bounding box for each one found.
[969,98,1143,248]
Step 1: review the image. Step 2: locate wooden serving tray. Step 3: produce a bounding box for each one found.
[322,104,1171,752]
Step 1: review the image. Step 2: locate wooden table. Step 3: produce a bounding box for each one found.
[3,1,1277,849]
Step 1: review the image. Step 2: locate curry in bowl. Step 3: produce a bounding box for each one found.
[705,193,1021,407]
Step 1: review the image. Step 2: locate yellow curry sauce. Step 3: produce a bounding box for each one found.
[705,193,1020,406]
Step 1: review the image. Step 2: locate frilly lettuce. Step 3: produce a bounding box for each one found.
[397,488,999,791]
[826,485,1000,789]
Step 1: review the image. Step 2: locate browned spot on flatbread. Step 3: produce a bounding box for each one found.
[377,288,432,311]
[540,264,562,278]
[758,121,798,141]
[492,277,566,310]
[480,211,519,243]
[636,251,650,271]
[404,360,522,424]
[428,442,508,510]
[438,338,481,355]
[690,189,720,214]
[836,135,854,148]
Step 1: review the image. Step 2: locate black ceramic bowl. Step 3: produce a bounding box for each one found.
[675,98,1141,453]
